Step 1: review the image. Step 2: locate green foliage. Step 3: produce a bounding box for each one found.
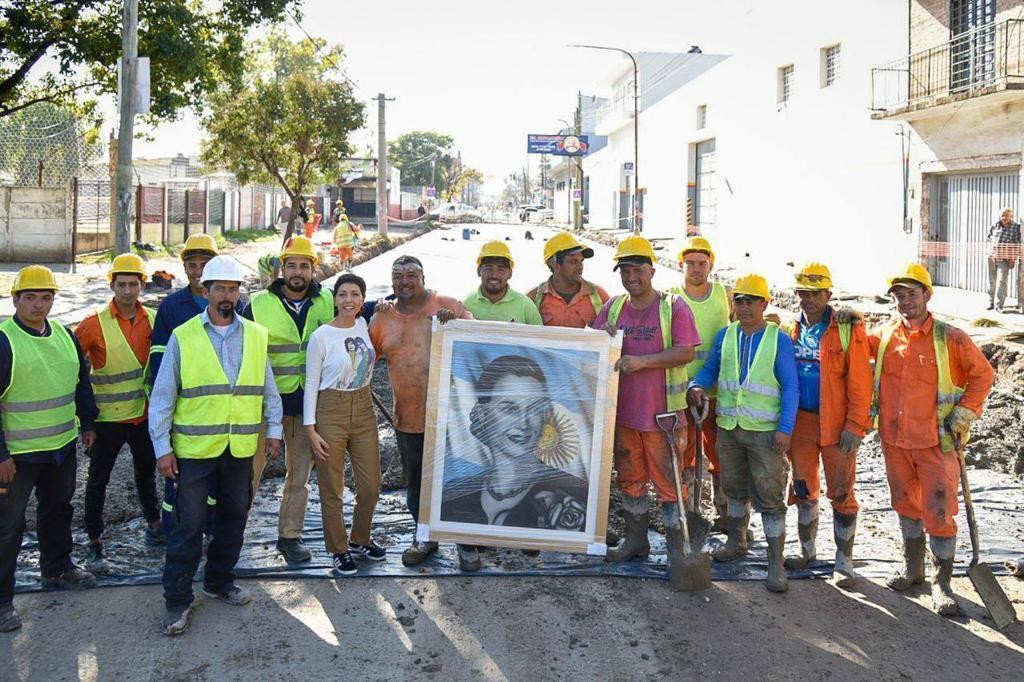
[0,1,299,122]
[387,131,454,191]
[221,227,279,244]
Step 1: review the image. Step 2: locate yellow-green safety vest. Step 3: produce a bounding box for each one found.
[0,318,80,455]
[533,279,604,318]
[871,318,964,452]
[92,305,156,422]
[672,281,730,398]
[607,293,689,412]
[250,288,334,394]
[334,219,354,248]
[717,322,782,432]
[170,315,268,459]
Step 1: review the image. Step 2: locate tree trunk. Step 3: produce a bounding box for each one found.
[282,194,301,245]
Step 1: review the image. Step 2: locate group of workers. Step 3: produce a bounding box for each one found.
[0,226,995,638]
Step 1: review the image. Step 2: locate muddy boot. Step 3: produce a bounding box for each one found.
[832,512,858,588]
[763,512,789,593]
[606,496,650,562]
[710,475,728,534]
[929,536,962,617]
[712,498,750,562]
[686,510,709,550]
[784,500,819,570]
[885,516,927,591]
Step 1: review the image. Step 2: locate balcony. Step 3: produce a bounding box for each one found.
[871,18,1024,120]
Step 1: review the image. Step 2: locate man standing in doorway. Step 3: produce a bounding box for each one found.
[987,207,1020,311]
[527,232,609,329]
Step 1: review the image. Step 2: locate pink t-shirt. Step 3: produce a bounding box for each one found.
[593,295,701,431]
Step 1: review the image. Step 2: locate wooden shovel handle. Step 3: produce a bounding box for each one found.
[953,434,981,568]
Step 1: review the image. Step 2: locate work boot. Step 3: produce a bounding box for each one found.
[401,540,438,567]
[929,536,962,617]
[276,537,312,564]
[712,499,750,563]
[784,501,819,570]
[0,604,21,632]
[202,584,251,606]
[606,496,650,563]
[763,512,789,593]
[162,603,192,637]
[885,516,927,591]
[457,544,481,572]
[686,510,709,550]
[41,564,96,591]
[145,524,166,547]
[85,542,113,575]
[832,512,858,588]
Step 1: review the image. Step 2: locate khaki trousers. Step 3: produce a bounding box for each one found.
[313,386,381,554]
[717,426,789,515]
[251,415,314,539]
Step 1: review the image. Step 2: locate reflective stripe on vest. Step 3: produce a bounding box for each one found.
[250,288,334,393]
[170,316,268,459]
[716,322,782,432]
[92,305,155,422]
[871,318,964,452]
[0,318,80,455]
[673,281,730,398]
[532,280,604,320]
[607,293,688,412]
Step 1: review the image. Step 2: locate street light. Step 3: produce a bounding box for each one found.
[569,43,640,232]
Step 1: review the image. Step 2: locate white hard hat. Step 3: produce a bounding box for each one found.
[200,255,246,285]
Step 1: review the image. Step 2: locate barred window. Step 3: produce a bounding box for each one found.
[778,65,794,103]
[823,44,840,86]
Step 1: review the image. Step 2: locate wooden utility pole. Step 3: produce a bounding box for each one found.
[574,92,584,230]
[114,0,138,254]
[376,93,395,236]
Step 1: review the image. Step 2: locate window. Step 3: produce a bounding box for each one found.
[821,44,840,87]
[353,188,375,202]
[778,65,794,103]
[696,104,707,129]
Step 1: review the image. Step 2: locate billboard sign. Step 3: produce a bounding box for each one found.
[426,186,437,198]
[527,134,590,156]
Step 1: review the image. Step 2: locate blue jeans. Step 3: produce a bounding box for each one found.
[162,450,252,610]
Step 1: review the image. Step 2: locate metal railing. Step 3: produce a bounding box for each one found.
[872,18,1024,111]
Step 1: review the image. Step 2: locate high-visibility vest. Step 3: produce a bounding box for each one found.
[871,318,964,452]
[170,316,268,459]
[334,220,354,248]
[249,288,334,393]
[92,305,155,422]
[717,322,782,432]
[532,279,604,319]
[607,293,688,412]
[673,281,730,398]
[0,318,80,455]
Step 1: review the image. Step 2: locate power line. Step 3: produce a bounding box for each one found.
[288,9,359,90]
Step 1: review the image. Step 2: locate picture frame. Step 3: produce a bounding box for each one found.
[416,319,621,555]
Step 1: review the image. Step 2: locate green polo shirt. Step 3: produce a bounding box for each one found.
[463,287,543,325]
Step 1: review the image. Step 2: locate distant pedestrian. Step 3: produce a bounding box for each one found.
[276,204,291,233]
[986,207,1020,311]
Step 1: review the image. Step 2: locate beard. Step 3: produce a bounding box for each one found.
[285,277,308,293]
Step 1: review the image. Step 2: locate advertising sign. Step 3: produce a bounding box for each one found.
[527,134,590,157]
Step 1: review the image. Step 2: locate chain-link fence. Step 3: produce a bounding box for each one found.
[0,103,103,187]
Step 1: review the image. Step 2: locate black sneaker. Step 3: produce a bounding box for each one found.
[86,543,112,574]
[349,541,386,562]
[332,552,358,576]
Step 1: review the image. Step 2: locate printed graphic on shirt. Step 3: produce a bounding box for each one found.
[618,322,659,342]
[341,336,373,390]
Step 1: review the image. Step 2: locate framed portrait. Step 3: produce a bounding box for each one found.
[417,319,621,555]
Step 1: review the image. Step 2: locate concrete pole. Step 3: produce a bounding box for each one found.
[114,0,138,254]
[376,93,394,236]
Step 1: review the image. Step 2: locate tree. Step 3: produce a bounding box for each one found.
[200,27,364,241]
[387,131,453,193]
[0,0,300,122]
[442,167,483,203]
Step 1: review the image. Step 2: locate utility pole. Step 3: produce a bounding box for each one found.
[114,0,138,254]
[574,92,584,230]
[376,93,395,236]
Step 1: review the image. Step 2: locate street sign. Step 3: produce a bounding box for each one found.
[572,189,582,201]
[624,162,634,176]
[527,134,590,156]
[426,186,436,198]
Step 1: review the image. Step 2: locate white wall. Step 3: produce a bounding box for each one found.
[0,186,73,262]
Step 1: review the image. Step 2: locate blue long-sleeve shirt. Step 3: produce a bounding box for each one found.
[690,324,800,435]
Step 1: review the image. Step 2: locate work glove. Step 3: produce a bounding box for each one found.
[946,405,977,445]
[838,429,863,454]
[833,307,864,326]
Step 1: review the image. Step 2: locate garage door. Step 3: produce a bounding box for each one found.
[931,171,1019,293]
[694,139,716,231]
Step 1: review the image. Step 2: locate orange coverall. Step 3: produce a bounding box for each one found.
[787,312,873,515]
[869,315,994,537]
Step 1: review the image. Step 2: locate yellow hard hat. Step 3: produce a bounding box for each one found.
[306,198,315,206]
[887,262,932,293]
[613,234,655,270]
[11,264,58,294]
[794,262,832,291]
[477,241,514,268]
[678,236,715,267]
[108,253,147,282]
[280,235,319,267]
[733,273,772,302]
[181,234,219,260]
[543,232,595,263]
[335,199,344,206]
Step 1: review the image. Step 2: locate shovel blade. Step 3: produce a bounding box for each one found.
[669,550,712,593]
[968,563,1017,631]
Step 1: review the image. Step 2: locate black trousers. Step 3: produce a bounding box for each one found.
[0,451,77,606]
[162,450,252,610]
[84,420,159,540]
[396,431,425,523]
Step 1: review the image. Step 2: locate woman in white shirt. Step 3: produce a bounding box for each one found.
[304,273,383,575]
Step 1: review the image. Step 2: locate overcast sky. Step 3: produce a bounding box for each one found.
[132,0,741,193]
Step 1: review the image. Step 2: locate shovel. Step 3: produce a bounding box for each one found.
[656,411,712,593]
[689,399,711,521]
[951,430,1017,630]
